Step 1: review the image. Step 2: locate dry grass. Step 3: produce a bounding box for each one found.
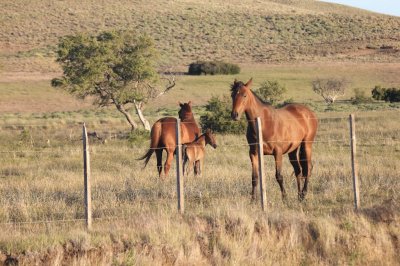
[0,109,399,264]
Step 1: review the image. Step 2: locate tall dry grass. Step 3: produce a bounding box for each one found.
[0,110,399,264]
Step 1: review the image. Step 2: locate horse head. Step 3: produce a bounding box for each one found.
[204,128,217,149]
[231,78,253,121]
[178,101,193,120]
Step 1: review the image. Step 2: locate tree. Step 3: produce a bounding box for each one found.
[312,78,349,104]
[255,80,286,105]
[52,31,175,131]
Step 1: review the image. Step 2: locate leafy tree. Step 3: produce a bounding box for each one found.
[312,78,349,104]
[52,31,175,131]
[255,80,287,105]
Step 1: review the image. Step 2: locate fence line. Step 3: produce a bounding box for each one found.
[0,116,360,131]
[0,114,397,226]
[0,136,398,154]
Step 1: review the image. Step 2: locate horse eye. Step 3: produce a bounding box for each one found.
[243,94,247,98]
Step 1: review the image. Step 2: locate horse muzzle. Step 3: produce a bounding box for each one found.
[212,144,217,149]
[231,111,240,121]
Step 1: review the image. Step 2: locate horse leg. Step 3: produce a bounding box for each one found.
[156,148,163,177]
[198,159,202,176]
[164,148,174,177]
[194,161,199,176]
[288,147,302,200]
[274,149,286,200]
[299,141,313,200]
[249,147,259,201]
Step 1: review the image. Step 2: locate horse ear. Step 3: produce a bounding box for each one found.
[178,101,183,107]
[234,78,238,84]
[188,101,192,107]
[245,78,253,87]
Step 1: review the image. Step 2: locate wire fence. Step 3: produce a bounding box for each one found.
[0,115,399,229]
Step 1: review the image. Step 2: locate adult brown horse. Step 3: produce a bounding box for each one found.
[231,78,318,201]
[138,101,200,177]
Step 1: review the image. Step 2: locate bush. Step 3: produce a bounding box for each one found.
[200,96,246,134]
[384,88,400,102]
[255,80,287,105]
[371,86,400,102]
[351,88,371,105]
[188,61,240,75]
[371,85,386,101]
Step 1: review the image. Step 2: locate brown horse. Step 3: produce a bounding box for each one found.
[183,129,217,176]
[138,101,200,177]
[231,78,318,201]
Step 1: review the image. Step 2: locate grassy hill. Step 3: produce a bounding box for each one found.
[1,0,400,73]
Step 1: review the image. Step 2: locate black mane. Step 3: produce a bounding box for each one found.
[230,81,244,97]
[251,89,272,106]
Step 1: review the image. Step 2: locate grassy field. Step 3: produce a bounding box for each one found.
[0,64,399,264]
[1,0,400,264]
[0,105,399,264]
[1,0,400,74]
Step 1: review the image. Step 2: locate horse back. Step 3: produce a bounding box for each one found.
[156,117,200,148]
[278,103,318,139]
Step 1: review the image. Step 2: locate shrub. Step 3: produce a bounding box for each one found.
[255,80,287,105]
[371,86,400,102]
[188,61,240,75]
[371,85,386,101]
[200,96,246,134]
[384,88,400,102]
[351,88,371,105]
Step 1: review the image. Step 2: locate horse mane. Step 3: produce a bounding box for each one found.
[251,89,272,106]
[231,80,272,106]
[230,81,244,98]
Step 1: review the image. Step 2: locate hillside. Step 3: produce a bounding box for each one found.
[1,0,400,73]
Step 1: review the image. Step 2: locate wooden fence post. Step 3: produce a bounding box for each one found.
[349,114,360,210]
[175,119,184,214]
[82,123,92,230]
[256,117,267,211]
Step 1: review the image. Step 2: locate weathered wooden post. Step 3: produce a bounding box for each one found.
[175,119,184,214]
[349,114,360,210]
[256,117,267,211]
[82,123,92,230]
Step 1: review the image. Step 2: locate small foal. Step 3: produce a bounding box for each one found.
[183,129,217,176]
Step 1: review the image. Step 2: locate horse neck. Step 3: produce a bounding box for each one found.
[180,112,196,122]
[245,91,273,121]
[193,134,206,147]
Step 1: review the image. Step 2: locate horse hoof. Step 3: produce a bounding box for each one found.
[298,193,306,202]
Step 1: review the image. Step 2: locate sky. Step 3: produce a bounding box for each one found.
[320,0,400,17]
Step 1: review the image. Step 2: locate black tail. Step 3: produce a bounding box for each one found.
[137,122,162,168]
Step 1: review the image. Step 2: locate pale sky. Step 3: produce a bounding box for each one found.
[320,0,400,17]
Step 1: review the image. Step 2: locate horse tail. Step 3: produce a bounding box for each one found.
[137,121,162,167]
